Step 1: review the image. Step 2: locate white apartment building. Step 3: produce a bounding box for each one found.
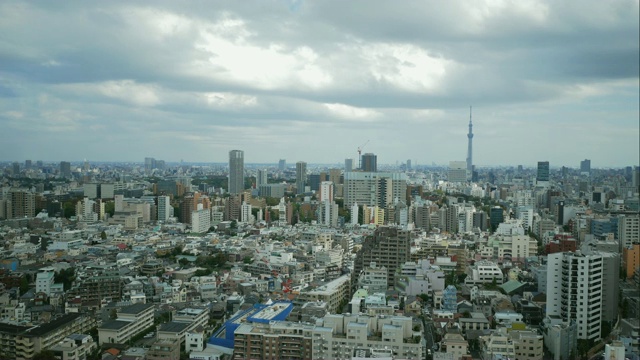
[98,303,154,345]
[317,200,339,227]
[516,206,534,231]
[191,206,211,233]
[75,197,98,222]
[357,262,388,294]
[396,260,445,296]
[297,275,351,314]
[480,234,538,262]
[233,313,423,360]
[240,201,252,223]
[481,327,543,360]
[158,195,172,222]
[49,334,97,360]
[618,214,639,252]
[158,307,210,345]
[465,261,503,286]
[320,181,334,202]
[36,267,56,295]
[546,252,603,340]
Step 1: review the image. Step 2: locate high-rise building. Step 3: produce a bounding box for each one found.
[618,214,640,252]
[351,202,359,225]
[278,159,286,171]
[145,157,156,172]
[580,159,591,174]
[490,206,504,230]
[308,174,321,192]
[448,161,467,183]
[320,181,334,202]
[228,150,244,194]
[406,159,412,170]
[158,196,172,222]
[11,162,20,175]
[59,161,71,178]
[537,161,550,183]
[345,158,354,172]
[10,189,36,218]
[256,169,267,189]
[296,161,307,194]
[354,226,411,288]
[24,160,32,169]
[344,172,407,208]
[191,205,211,233]
[317,200,339,227]
[328,168,341,185]
[361,153,377,172]
[546,252,603,340]
[466,106,474,175]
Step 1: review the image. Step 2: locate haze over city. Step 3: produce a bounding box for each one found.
[0,0,638,167]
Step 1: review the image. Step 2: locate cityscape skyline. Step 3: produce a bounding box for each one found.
[0,1,638,167]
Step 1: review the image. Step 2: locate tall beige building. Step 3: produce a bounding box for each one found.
[228,150,244,194]
[344,172,406,208]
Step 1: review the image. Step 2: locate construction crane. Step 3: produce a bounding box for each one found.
[357,140,369,169]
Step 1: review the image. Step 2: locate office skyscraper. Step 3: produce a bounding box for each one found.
[278,159,286,171]
[580,159,591,174]
[448,161,467,183]
[296,161,307,194]
[228,150,244,194]
[256,169,268,188]
[537,161,550,182]
[345,158,354,173]
[361,153,377,172]
[59,161,71,178]
[466,106,473,175]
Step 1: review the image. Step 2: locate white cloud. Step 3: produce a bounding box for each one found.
[324,103,381,120]
[0,1,637,166]
[202,92,258,108]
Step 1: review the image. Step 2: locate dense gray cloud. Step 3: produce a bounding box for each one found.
[0,0,638,167]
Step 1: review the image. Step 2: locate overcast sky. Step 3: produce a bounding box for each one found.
[1,1,638,167]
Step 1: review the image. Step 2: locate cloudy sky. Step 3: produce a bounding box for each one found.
[1,0,638,167]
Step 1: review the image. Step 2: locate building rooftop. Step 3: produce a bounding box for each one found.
[99,320,130,331]
[119,303,154,315]
[159,321,190,333]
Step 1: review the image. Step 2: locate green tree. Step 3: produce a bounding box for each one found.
[54,268,76,291]
[109,308,118,319]
[577,339,593,359]
[178,258,190,267]
[19,276,30,295]
[33,350,56,360]
[105,201,115,217]
[265,197,280,206]
[418,293,430,303]
[100,231,107,240]
[194,268,213,277]
[63,201,75,218]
